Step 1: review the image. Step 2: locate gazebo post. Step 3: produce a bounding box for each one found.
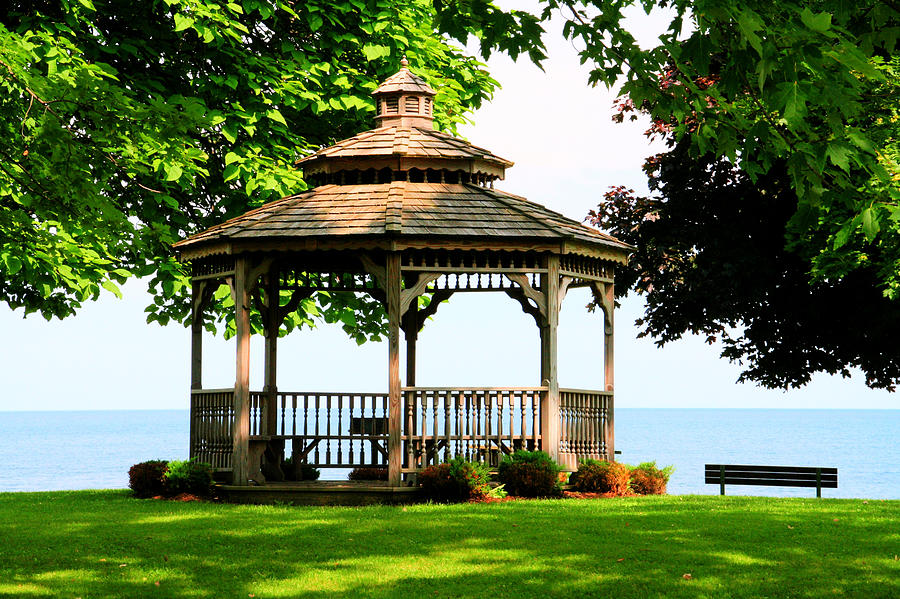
[602,282,615,460]
[263,270,279,437]
[190,282,204,391]
[189,281,205,460]
[386,252,403,486]
[592,280,616,461]
[231,257,252,486]
[540,255,561,461]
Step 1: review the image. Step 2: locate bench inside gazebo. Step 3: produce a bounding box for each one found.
[174,59,630,495]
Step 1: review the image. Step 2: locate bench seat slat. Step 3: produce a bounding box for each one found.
[705,464,837,475]
[705,476,838,489]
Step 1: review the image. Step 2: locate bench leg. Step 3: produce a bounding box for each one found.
[720,465,725,496]
[816,467,822,498]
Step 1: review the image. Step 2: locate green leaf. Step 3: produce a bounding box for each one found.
[4,255,23,275]
[224,151,241,165]
[164,164,183,182]
[861,207,880,241]
[799,8,831,33]
[361,44,391,61]
[173,14,194,32]
[308,14,323,32]
[826,142,853,172]
[776,82,806,126]
[102,280,122,298]
[266,109,287,125]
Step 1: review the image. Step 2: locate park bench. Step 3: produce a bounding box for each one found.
[705,464,837,498]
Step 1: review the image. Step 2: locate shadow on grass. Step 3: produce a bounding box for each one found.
[0,490,897,598]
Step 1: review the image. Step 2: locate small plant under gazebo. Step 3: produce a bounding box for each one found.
[173,60,630,497]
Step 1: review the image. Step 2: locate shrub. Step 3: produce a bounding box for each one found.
[497,450,562,498]
[348,467,388,481]
[418,457,492,502]
[162,458,213,496]
[128,460,168,498]
[282,457,321,481]
[629,462,674,495]
[570,459,630,495]
[418,463,456,501]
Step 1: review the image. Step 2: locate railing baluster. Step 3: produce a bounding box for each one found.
[443,392,451,462]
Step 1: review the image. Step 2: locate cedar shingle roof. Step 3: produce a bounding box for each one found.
[296,126,513,169]
[373,65,436,96]
[174,182,630,252]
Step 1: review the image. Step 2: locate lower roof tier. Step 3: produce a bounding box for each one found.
[174,182,631,262]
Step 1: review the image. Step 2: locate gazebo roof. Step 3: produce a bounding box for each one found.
[175,61,630,263]
[372,60,437,96]
[296,125,513,172]
[174,181,630,259]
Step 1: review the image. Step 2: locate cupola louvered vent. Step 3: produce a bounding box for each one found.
[384,97,399,114]
[405,96,420,113]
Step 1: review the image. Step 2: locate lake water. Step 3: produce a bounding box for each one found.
[1,409,897,499]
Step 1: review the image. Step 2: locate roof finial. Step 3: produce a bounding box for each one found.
[400,56,409,68]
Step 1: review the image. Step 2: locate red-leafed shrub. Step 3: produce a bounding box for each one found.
[570,459,630,495]
[497,450,562,498]
[348,467,388,481]
[629,462,673,495]
[128,460,169,498]
[418,458,492,502]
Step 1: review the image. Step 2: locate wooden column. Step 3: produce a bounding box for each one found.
[540,255,560,461]
[190,282,204,391]
[189,281,204,460]
[386,252,402,486]
[263,271,279,436]
[405,299,418,387]
[603,281,615,461]
[232,257,252,486]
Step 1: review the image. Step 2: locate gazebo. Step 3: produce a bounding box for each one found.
[174,60,630,489]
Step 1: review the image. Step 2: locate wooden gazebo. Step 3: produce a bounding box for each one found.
[174,60,630,488]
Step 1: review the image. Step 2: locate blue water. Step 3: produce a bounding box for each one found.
[1,409,897,498]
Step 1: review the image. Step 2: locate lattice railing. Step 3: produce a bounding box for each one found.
[559,389,613,460]
[401,387,545,471]
[249,391,390,468]
[190,389,234,470]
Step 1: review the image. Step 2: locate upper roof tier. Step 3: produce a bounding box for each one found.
[370,57,437,129]
[297,124,513,183]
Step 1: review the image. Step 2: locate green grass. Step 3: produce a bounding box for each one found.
[0,491,897,598]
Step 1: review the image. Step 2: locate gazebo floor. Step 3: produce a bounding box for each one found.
[217,480,422,506]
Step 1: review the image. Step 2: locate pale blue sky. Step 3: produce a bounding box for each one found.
[0,8,895,411]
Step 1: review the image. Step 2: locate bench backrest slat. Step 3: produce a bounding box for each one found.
[706,464,837,475]
[705,464,838,494]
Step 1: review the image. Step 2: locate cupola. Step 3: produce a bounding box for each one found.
[372,57,437,129]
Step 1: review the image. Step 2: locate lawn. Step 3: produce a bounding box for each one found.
[0,491,897,598]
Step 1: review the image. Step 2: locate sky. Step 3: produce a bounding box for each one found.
[0,8,895,412]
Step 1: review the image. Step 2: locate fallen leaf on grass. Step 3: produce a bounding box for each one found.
[682,574,693,580]
[787,525,794,529]
[616,558,625,562]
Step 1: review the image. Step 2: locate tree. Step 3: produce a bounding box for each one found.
[0,0,496,341]
[433,1,900,389]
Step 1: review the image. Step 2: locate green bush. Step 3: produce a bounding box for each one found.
[162,458,213,496]
[570,459,630,495]
[282,457,321,481]
[497,450,562,498]
[128,460,168,498]
[629,462,674,495]
[348,467,388,481]
[418,457,492,502]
